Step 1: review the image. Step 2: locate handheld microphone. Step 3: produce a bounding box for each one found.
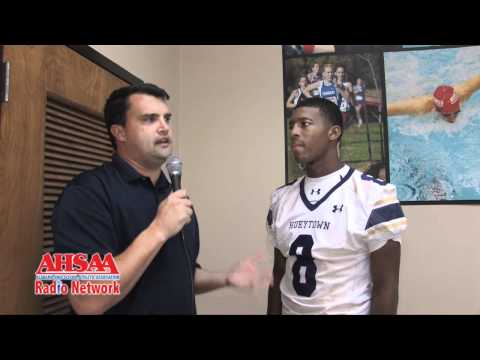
[166,155,182,191]
[165,154,195,313]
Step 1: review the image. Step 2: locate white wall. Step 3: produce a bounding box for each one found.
[93,45,480,315]
[89,45,182,152]
[399,206,480,314]
[178,45,285,314]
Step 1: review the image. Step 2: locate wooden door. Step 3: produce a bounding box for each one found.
[0,45,133,314]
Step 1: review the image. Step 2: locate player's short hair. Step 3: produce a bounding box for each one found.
[294,97,343,141]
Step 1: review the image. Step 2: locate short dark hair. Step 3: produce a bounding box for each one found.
[104,83,170,150]
[294,97,343,141]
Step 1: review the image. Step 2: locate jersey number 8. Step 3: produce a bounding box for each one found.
[289,235,317,297]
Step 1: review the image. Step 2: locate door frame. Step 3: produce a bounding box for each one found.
[67,45,143,85]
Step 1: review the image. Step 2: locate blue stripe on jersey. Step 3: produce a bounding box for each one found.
[365,203,405,230]
[267,209,273,226]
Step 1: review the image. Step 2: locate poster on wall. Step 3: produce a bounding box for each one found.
[282,47,387,183]
[384,45,480,203]
[282,45,402,58]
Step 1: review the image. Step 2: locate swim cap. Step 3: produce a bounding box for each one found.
[433,85,460,114]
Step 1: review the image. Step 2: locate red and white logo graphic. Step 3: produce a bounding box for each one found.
[34,253,120,296]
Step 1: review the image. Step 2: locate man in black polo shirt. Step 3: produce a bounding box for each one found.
[52,83,269,314]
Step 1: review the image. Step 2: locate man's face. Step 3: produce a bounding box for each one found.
[119,93,173,165]
[335,67,345,81]
[289,106,336,165]
[312,63,320,73]
[323,66,334,82]
[299,77,307,87]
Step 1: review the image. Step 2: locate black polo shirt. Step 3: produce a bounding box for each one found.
[52,154,200,314]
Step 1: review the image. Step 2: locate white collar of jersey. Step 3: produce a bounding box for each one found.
[300,166,354,211]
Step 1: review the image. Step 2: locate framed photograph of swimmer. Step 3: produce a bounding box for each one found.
[384,45,480,203]
[282,49,387,183]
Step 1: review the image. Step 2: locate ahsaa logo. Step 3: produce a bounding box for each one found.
[35,253,120,296]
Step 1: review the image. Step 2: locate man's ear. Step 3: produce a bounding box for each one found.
[110,124,127,144]
[328,125,342,142]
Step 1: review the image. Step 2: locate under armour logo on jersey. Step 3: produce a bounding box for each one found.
[310,188,321,196]
[332,204,344,213]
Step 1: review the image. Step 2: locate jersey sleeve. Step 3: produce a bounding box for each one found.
[266,190,280,250]
[363,182,408,252]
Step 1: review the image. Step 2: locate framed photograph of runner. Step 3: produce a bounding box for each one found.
[282,47,387,186]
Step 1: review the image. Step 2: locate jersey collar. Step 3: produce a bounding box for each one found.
[299,167,354,211]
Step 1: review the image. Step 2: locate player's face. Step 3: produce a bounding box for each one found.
[323,66,333,82]
[289,106,336,165]
[120,94,173,165]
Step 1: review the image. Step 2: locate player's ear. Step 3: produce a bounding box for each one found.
[328,125,342,142]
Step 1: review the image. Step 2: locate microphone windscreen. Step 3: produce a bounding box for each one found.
[166,155,182,176]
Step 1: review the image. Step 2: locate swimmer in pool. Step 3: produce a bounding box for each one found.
[387,75,480,123]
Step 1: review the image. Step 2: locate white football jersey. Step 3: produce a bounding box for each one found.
[267,165,407,315]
